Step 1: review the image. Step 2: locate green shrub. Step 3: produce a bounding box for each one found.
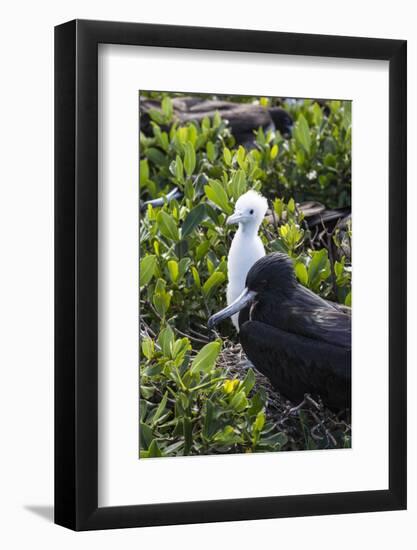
[140,331,287,457]
[273,99,351,208]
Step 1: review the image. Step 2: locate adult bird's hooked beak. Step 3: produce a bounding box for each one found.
[208,288,257,329]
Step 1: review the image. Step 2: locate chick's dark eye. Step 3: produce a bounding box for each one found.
[249,209,254,215]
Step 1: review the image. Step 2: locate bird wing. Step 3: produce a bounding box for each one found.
[296,283,344,312]
[240,320,351,411]
[283,284,351,349]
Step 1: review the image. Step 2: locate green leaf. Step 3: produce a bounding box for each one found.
[295,149,305,166]
[139,159,149,186]
[178,257,192,280]
[153,286,172,318]
[229,169,247,200]
[279,222,304,252]
[191,266,201,288]
[273,198,284,218]
[295,262,308,286]
[143,363,163,377]
[167,259,179,283]
[213,425,242,446]
[253,411,265,433]
[187,124,198,147]
[248,391,264,416]
[223,147,232,166]
[319,174,329,188]
[172,337,191,361]
[324,153,336,167]
[146,147,166,166]
[157,211,179,241]
[158,325,175,357]
[203,400,218,439]
[206,141,216,162]
[330,100,341,114]
[241,368,256,395]
[212,110,221,128]
[175,154,184,182]
[141,337,154,360]
[139,422,153,450]
[151,392,168,426]
[140,386,155,400]
[181,204,207,238]
[256,126,266,146]
[140,255,157,286]
[161,96,173,120]
[196,240,210,261]
[217,259,227,274]
[270,238,287,254]
[175,239,189,259]
[139,399,148,422]
[147,439,163,458]
[270,143,279,160]
[345,291,352,307]
[204,180,233,214]
[184,176,194,199]
[190,341,221,374]
[236,145,247,169]
[294,114,311,155]
[203,271,226,297]
[312,102,323,126]
[206,257,214,275]
[183,142,196,177]
[176,126,188,145]
[308,249,329,288]
[229,391,248,412]
[334,259,345,278]
[202,116,211,131]
[152,125,169,151]
[148,109,165,125]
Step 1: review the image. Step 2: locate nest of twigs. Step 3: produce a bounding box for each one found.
[218,340,351,451]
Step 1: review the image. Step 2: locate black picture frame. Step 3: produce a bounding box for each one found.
[55,19,407,531]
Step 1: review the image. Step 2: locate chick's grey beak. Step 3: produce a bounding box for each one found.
[207,288,257,329]
[226,211,244,225]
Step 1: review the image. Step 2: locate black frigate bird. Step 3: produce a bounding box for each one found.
[208,253,351,411]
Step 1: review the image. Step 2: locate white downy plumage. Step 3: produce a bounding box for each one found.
[226,190,268,330]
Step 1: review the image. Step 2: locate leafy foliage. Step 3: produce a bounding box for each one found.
[140,333,288,457]
[278,100,351,208]
[139,94,352,457]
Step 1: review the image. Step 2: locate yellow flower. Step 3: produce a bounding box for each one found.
[223,379,239,394]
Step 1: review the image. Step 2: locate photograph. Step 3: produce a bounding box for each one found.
[139,91,352,458]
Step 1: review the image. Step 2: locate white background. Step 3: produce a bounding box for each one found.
[99,46,389,506]
[0,1,415,548]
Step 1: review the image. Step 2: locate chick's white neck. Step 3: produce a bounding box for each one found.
[236,220,260,236]
[227,222,266,329]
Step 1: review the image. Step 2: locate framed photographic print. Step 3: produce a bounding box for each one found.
[55,20,407,530]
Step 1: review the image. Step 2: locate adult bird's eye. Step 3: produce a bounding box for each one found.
[249,209,254,215]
